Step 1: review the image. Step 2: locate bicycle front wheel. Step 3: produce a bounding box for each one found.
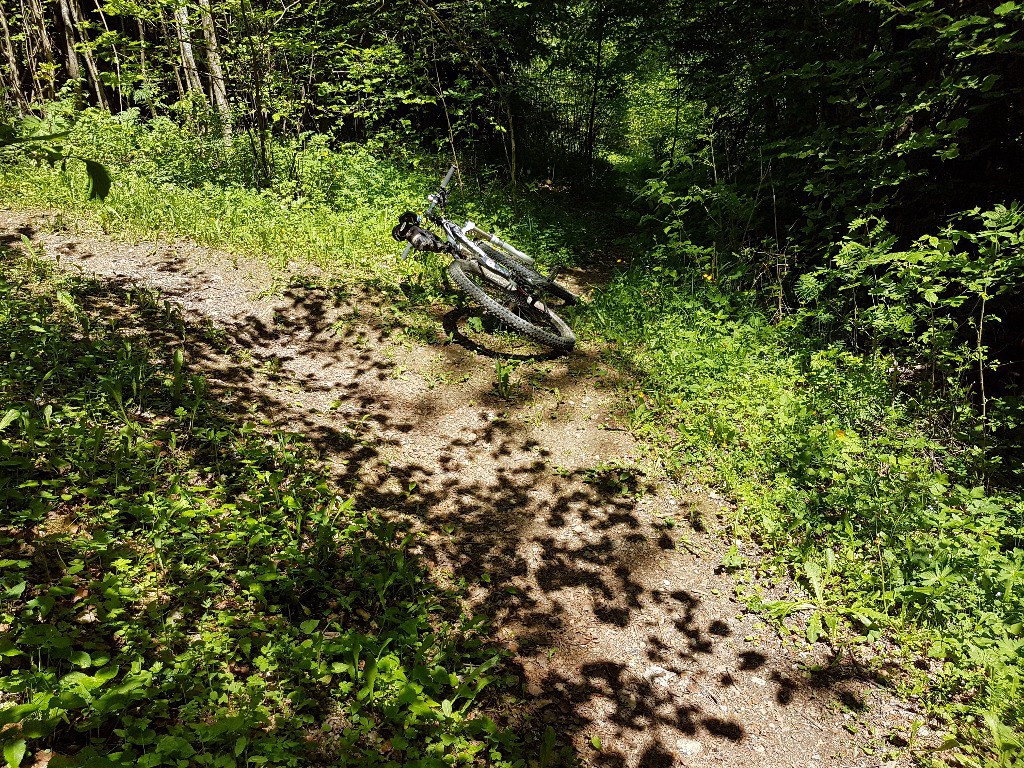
[446,259,576,352]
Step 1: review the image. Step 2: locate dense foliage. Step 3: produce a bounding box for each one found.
[649,0,1024,237]
[587,261,1024,766]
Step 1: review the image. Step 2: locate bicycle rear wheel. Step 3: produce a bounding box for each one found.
[446,259,576,352]
[473,243,579,306]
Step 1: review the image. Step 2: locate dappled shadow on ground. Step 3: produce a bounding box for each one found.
[0,244,510,765]
[7,215,892,766]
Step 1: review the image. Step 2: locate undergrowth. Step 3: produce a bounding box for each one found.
[0,107,600,286]
[586,260,1024,766]
[0,242,534,767]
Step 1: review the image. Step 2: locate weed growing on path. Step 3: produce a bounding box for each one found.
[494,359,517,399]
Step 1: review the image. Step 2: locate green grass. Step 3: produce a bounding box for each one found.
[0,243,534,767]
[585,265,1024,766]
[0,157,427,283]
[0,107,608,291]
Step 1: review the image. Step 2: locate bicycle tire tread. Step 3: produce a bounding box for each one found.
[475,244,579,306]
[446,259,576,352]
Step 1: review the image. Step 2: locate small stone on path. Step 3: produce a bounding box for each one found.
[676,738,703,756]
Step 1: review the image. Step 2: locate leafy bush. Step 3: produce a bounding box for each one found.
[797,207,1024,477]
[0,107,604,290]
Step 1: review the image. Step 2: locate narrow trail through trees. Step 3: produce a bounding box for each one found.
[1,209,925,767]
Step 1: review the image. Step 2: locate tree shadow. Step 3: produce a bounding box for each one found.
[0,247,529,765]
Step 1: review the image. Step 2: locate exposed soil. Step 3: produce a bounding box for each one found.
[1,208,932,767]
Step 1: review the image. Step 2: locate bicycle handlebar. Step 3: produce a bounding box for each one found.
[402,165,458,259]
[441,164,457,190]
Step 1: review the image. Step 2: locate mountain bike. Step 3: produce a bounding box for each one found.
[391,166,578,352]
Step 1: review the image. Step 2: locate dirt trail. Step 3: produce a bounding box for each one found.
[2,209,924,767]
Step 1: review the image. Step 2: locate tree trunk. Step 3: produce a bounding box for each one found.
[197,0,231,137]
[137,18,158,115]
[137,18,145,78]
[57,0,83,84]
[585,9,606,176]
[174,4,204,96]
[28,0,54,61]
[26,0,56,99]
[91,0,123,110]
[0,5,29,109]
[237,0,271,184]
[65,0,109,108]
[16,0,43,102]
[157,9,186,101]
[669,66,681,168]
[412,0,517,184]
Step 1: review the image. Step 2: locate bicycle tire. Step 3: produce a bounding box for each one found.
[473,243,579,306]
[446,258,576,352]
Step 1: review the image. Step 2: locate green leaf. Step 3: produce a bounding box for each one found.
[19,719,58,740]
[985,713,1022,756]
[93,664,119,683]
[591,735,603,750]
[0,410,19,432]
[994,2,1018,16]
[83,159,112,200]
[70,651,92,668]
[0,130,69,147]
[0,706,38,729]
[804,561,824,603]
[539,726,556,768]
[55,291,77,313]
[806,612,823,644]
[4,581,26,599]
[299,619,319,634]
[0,639,24,658]
[3,740,26,768]
[722,543,745,571]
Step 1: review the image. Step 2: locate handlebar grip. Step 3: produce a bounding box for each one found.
[425,167,456,217]
[402,166,456,259]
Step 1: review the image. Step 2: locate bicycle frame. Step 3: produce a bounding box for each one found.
[460,222,535,266]
[401,167,532,265]
[397,164,567,317]
[440,220,553,313]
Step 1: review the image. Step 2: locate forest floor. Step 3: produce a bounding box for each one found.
[1,208,931,768]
